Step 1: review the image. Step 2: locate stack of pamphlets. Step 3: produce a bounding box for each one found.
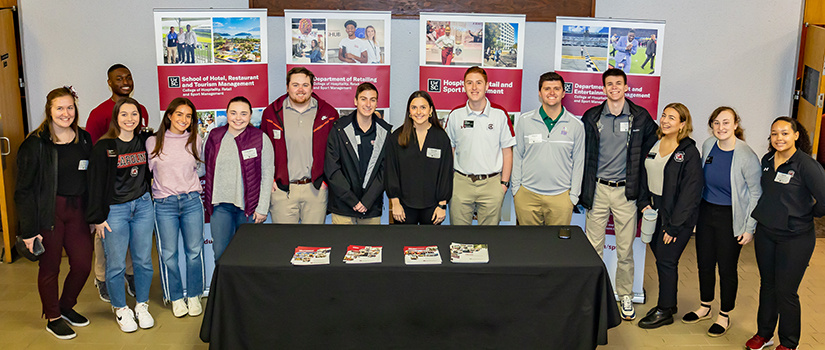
[449,243,489,263]
[404,245,442,265]
[343,245,383,264]
[290,246,332,265]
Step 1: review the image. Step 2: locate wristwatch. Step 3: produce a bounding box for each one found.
[501,181,510,188]
[438,204,447,210]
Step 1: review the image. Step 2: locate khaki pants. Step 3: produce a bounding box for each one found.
[94,234,133,281]
[585,182,638,298]
[269,183,328,224]
[449,173,506,225]
[166,46,178,63]
[514,188,573,226]
[330,213,381,225]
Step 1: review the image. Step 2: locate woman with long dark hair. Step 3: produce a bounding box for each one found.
[87,97,155,333]
[745,117,824,350]
[384,91,453,225]
[146,97,206,318]
[682,107,761,337]
[15,87,93,339]
[636,102,703,329]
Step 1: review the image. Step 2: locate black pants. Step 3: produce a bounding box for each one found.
[695,200,742,312]
[392,206,440,225]
[641,54,655,69]
[754,223,815,349]
[648,194,691,310]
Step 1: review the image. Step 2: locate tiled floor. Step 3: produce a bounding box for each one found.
[1,238,823,349]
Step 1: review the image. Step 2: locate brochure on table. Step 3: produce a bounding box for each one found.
[343,245,383,264]
[404,246,442,265]
[450,243,489,263]
[291,246,332,265]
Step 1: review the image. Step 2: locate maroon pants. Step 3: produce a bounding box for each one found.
[38,195,93,319]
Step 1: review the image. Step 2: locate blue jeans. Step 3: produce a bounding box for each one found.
[102,192,154,308]
[210,203,255,262]
[154,192,205,302]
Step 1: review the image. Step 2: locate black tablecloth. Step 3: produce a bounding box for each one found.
[200,224,621,349]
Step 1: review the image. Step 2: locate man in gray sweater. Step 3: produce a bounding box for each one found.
[511,72,584,225]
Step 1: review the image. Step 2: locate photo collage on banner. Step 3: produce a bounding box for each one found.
[153,9,270,295]
[284,10,391,116]
[554,17,665,117]
[419,13,525,124]
[554,17,666,303]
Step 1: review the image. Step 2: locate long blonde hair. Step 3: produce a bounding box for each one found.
[657,102,693,141]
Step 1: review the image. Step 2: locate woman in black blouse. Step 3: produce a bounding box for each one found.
[385,91,453,225]
[744,117,825,350]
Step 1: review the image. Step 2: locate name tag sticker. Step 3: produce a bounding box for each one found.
[355,135,361,145]
[241,148,258,160]
[619,122,629,132]
[106,150,117,157]
[78,160,89,170]
[426,147,441,159]
[527,134,542,144]
[272,130,282,139]
[647,153,656,159]
[774,171,792,184]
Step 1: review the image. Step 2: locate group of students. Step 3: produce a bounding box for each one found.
[14,63,822,350]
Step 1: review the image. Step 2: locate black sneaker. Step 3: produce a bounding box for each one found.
[126,274,136,297]
[61,308,89,327]
[46,318,76,340]
[95,279,110,303]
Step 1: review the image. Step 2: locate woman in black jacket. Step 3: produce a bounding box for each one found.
[744,117,825,350]
[15,87,93,340]
[637,102,704,329]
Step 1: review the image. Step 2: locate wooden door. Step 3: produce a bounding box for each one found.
[0,8,25,263]
[800,25,825,159]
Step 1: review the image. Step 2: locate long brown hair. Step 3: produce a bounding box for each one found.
[100,97,140,140]
[398,91,441,148]
[151,97,201,162]
[33,86,80,143]
[656,102,693,141]
[708,106,745,141]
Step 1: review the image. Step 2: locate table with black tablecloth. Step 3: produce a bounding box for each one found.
[200,224,621,349]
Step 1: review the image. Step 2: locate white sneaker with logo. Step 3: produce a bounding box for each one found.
[114,307,137,333]
[134,302,154,329]
[187,296,203,317]
[620,295,636,320]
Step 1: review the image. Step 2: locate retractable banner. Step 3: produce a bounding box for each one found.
[555,17,666,302]
[285,10,391,113]
[154,8,269,295]
[419,13,526,119]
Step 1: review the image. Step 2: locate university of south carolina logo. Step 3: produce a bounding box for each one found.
[168,76,181,88]
[674,151,685,162]
[130,166,139,177]
[117,152,147,169]
[427,79,441,93]
[488,124,494,130]
[788,170,795,177]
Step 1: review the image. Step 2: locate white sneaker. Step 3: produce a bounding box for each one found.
[187,296,203,317]
[171,299,187,318]
[114,307,137,333]
[620,296,636,320]
[134,302,154,329]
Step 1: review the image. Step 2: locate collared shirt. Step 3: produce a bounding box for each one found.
[539,106,563,134]
[596,101,631,181]
[353,117,376,181]
[445,98,516,175]
[283,97,318,181]
[751,150,825,233]
[511,107,585,204]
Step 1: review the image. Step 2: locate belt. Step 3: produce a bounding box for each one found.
[597,178,626,187]
[289,178,312,185]
[456,170,499,182]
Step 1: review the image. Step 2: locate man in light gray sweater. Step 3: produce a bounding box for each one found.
[511,72,584,225]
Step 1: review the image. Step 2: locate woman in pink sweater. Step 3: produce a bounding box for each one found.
[146,98,205,318]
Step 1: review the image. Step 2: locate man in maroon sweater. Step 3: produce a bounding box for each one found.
[261,67,339,223]
[86,64,149,144]
[85,63,149,302]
